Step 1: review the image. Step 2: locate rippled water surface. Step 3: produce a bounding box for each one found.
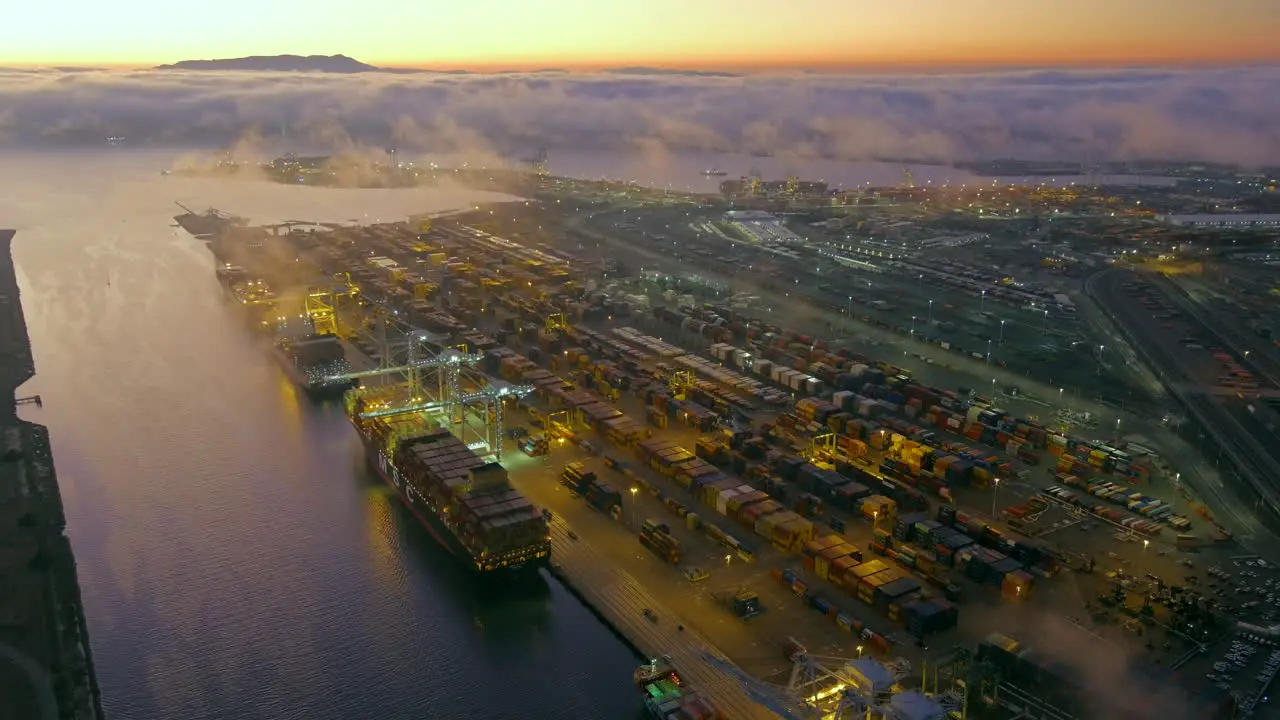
[3,151,644,720]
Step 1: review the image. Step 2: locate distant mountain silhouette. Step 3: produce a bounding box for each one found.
[603,67,740,78]
[154,54,379,73]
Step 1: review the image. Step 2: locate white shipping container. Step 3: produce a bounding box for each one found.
[805,377,823,396]
[788,373,808,391]
[755,360,773,377]
[857,398,878,418]
[771,366,787,383]
[833,390,855,409]
[847,363,869,377]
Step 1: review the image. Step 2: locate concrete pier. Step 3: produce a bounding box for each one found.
[0,229,106,720]
[544,517,782,720]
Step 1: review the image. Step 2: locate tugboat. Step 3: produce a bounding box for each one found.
[634,658,719,719]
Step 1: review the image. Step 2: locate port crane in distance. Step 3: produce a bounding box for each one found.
[695,647,961,720]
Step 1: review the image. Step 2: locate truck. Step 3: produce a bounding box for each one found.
[712,589,765,620]
[562,462,595,492]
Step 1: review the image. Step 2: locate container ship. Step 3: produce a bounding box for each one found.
[273,334,358,399]
[634,659,719,719]
[345,389,551,574]
[216,265,278,332]
[215,265,359,398]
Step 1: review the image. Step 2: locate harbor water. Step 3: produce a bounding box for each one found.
[1,150,646,720]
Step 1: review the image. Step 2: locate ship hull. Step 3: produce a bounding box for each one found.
[356,429,549,577]
[269,345,358,399]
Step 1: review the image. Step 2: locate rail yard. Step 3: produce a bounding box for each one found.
[182,166,1280,720]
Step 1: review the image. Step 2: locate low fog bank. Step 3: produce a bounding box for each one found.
[0,66,1277,166]
[0,150,520,234]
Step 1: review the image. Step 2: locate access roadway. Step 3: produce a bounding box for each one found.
[1088,268,1280,538]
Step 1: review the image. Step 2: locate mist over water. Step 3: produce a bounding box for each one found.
[2,150,641,720]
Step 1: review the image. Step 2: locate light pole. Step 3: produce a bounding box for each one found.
[999,319,1006,344]
[980,289,986,313]
[866,281,872,304]
[1097,345,1105,376]
[847,296,852,315]
[910,316,917,338]
[917,274,924,295]
[928,299,934,324]
[1042,309,1049,333]
[629,486,638,526]
[986,339,992,365]
[992,477,1001,517]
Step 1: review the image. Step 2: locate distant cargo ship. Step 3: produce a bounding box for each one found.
[635,659,718,719]
[173,208,245,241]
[701,168,728,177]
[346,390,551,575]
[215,265,277,332]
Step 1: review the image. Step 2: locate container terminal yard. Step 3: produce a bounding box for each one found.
[0,230,106,720]
[181,165,1280,719]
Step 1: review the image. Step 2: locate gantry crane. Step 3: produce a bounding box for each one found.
[304,272,360,337]
[668,370,696,401]
[545,312,569,335]
[696,647,956,720]
[330,321,533,461]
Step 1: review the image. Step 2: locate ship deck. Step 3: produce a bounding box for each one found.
[544,517,781,720]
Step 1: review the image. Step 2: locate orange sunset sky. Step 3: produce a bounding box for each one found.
[3,0,1278,69]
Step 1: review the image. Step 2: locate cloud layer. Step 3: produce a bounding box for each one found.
[0,66,1277,166]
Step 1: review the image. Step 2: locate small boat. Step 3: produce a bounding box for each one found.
[701,168,728,176]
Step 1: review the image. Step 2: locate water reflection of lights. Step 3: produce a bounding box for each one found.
[365,486,402,584]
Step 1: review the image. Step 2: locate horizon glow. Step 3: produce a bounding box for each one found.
[3,0,1279,69]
